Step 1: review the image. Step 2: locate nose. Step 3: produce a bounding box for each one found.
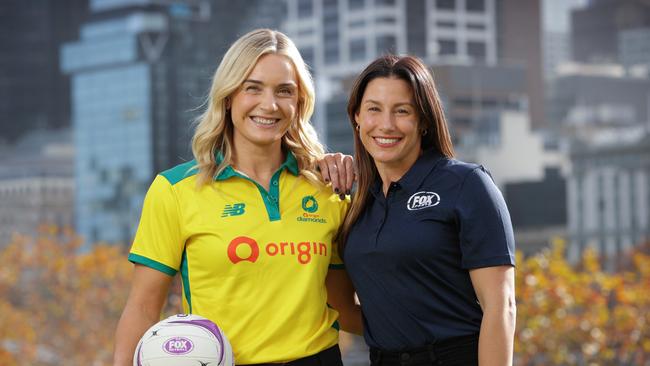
[260,90,279,112]
[376,111,396,132]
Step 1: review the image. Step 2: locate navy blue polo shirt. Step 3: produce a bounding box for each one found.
[344,148,515,351]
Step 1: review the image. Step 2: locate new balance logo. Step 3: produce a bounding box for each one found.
[222,203,246,217]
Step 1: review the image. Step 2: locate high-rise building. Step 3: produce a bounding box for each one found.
[548,70,650,129]
[619,27,650,72]
[0,0,88,143]
[284,0,498,78]
[567,131,650,269]
[496,0,545,129]
[0,129,74,246]
[283,0,545,146]
[62,0,285,245]
[571,0,650,64]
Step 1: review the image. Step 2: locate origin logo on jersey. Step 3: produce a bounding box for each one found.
[227,236,329,265]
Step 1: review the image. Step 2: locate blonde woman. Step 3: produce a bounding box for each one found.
[113,29,360,366]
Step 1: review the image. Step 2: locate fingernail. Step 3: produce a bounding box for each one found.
[325,178,330,182]
[346,190,351,195]
[339,194,345,200]
[334,187,340,193]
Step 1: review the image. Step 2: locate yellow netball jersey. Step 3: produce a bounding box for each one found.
[129,152,348,364]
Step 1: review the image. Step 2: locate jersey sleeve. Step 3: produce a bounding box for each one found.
[455,166,516,270]
[329,195,350,269]
[128,174,185,276]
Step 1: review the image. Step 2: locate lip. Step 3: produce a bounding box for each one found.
[372,136,402,147]
[249,115,280,128]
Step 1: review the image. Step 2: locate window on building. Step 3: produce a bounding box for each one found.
[436,0,455,10]
[467,22,486,30]
[437,21,456,28]
[376,34,397,54]
[298,0,313,17]
[349,19,366,28]
[466,0,485,12]
[325,39,340,64]
[349,0,364,9]
[350,38,366,61]
[438,39,457,55]
[376,15,396,24]
[467,41,486,62]
[301,46,315,68]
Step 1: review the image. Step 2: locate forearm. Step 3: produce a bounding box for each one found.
[478,304,516,366]
[338,303,363,335]
[113,265,172,366]
[113,302,161,366]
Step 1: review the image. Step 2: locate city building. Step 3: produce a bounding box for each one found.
[283,0,546,145]
[0,129,74,247]
[548,66,650,132]
[0,0,88,143]
[619,27,650,73]
[496,0,545,129]
[567,129,650,269]
[457,110,568,255]
[284,0,498,78]
[571,0,650,64]
[61,0,285,245]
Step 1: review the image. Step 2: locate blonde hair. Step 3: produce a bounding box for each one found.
[191,29,324,186]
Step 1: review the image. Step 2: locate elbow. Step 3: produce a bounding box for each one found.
[506,296,517,330]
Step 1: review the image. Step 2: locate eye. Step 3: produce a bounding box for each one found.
[368,106,380,112]
[396,108,410,115]
[244,84,261,92]
[277,87,294,96]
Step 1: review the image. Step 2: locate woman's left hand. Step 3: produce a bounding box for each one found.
[317,153,356,197]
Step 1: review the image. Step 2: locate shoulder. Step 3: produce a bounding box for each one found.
[435,157,484,184]
[159,160,199,186]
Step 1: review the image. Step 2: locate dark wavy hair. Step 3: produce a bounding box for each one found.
[336,55,455,255]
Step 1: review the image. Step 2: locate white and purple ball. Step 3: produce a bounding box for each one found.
[134,314,234,366]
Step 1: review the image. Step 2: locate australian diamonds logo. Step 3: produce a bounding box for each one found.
[297,196,326,224]
[302,196,319,213]
[222,203,246,217]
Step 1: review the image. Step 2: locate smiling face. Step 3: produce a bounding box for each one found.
[355,76,422,176]
[229,53,299,152]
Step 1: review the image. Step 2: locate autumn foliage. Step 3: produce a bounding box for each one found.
[0,228,649,365]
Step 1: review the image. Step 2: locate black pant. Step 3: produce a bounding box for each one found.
[241,344,343,366]
[369,334,479,366]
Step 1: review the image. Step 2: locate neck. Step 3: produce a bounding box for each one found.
[376,151,422,196]
[232,140,285,188]
[377,164,410,196]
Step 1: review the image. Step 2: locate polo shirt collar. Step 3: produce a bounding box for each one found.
[370,148,445,197]
[213,150,299,181]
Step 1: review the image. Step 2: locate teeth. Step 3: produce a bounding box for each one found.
[375,137,400,144]
[251,116,277,125]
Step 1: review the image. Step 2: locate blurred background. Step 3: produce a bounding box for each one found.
[0,0,649,365]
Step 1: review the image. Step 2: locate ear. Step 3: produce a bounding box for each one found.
[354,112,360,128]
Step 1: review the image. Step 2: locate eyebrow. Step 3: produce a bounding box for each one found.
[243,79,298,88]
[363,99,414,107]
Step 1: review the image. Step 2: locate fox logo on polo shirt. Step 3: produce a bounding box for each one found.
[407,191,440,210]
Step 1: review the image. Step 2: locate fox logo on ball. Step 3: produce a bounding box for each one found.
[163,337,194,355]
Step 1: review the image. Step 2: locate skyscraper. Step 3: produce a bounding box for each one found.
[62,0,285,245]
[0,0,88,143]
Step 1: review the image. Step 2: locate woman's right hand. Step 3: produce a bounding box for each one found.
[317,153,356,198]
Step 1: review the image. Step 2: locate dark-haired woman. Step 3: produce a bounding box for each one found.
[337,55,516,366]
